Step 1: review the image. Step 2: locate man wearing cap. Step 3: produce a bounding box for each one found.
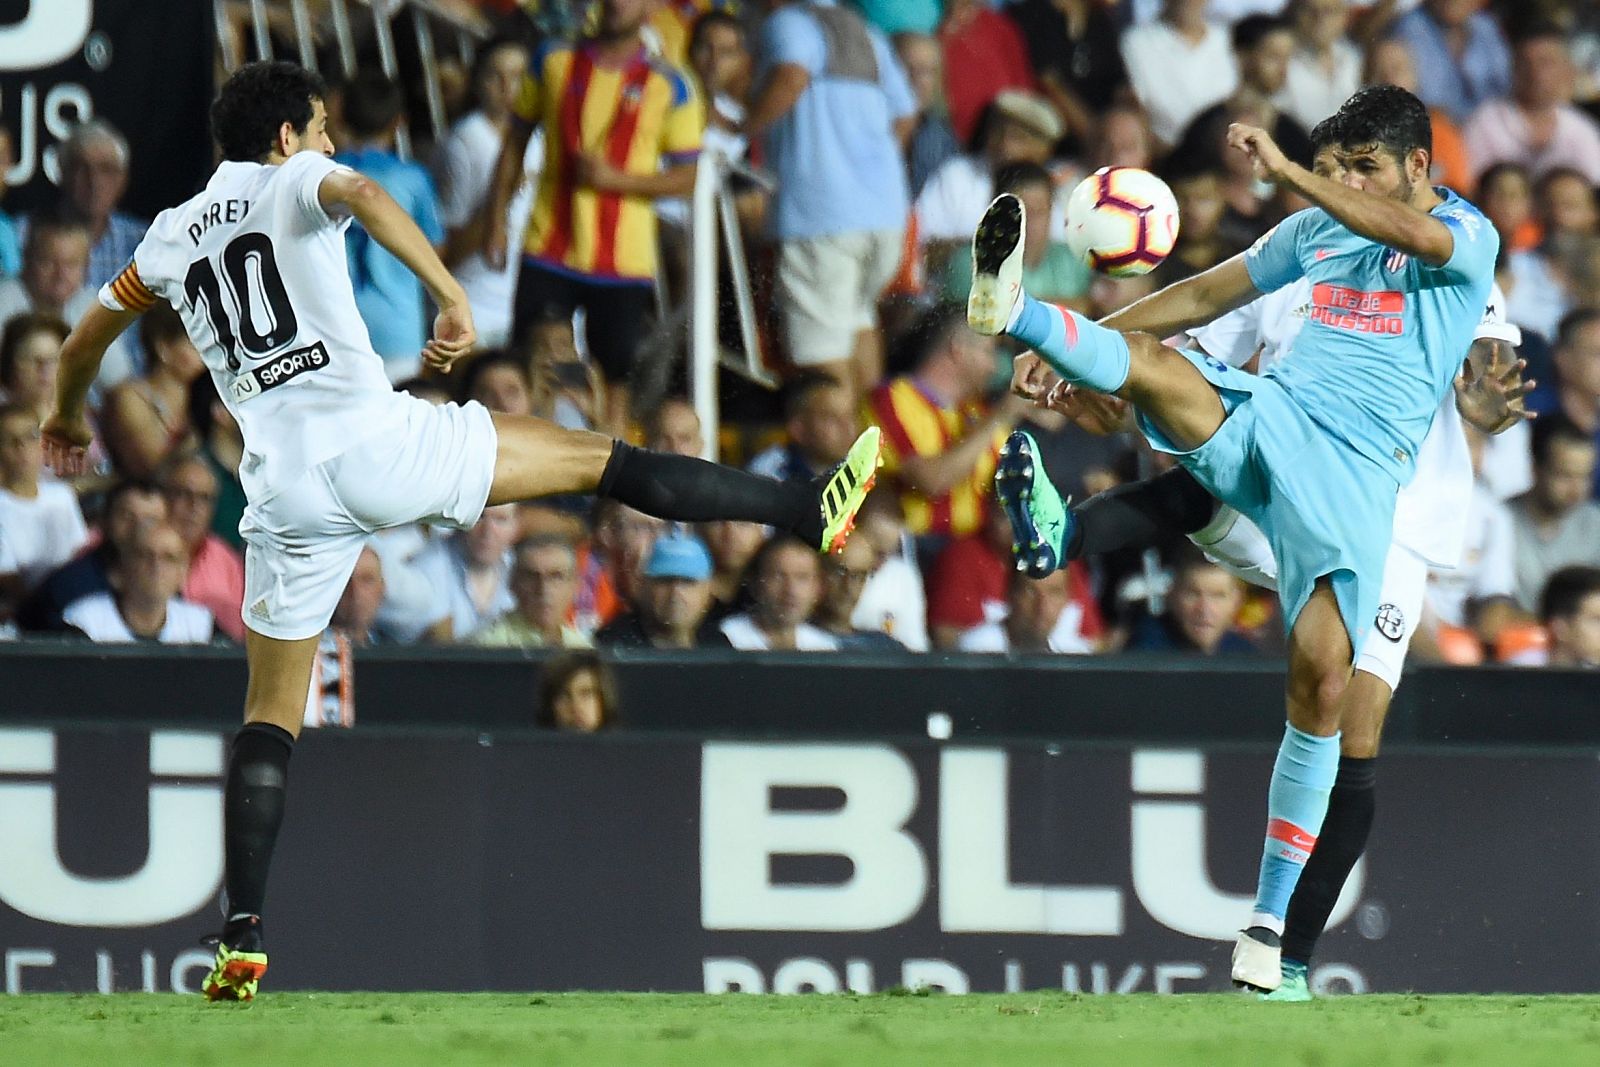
[594,531,731,650]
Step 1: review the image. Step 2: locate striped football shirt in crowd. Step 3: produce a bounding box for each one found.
[866,377,1008,538]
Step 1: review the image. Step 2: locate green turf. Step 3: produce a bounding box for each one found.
[2,992,1597,1067]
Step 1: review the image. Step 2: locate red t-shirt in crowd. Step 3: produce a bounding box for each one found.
[941,8,1037,145]
[927,534,1103,637]
[184,534,245,642]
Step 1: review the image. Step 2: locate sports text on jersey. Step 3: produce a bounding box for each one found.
[229,340,330,402]
[187,198,253,245]
[1309,283,1405,335]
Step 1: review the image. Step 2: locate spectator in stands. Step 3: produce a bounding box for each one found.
[1152,164,1239,286]
[1094,103,1158,172]
[1007,0,1127,152]
[1126,551,1259,656]
[0,123,19,276]
[16,478,161,632]
[0,403,87,621]
[1197,97,1292,249]
[487,0,704,436]
[419,503,519,642]
[102,304,203,479]
[596,531,731,649]
[938,0,1036,146]
[161,455,245,642]
[1120,0,1239,149]
[524,311,601,431]
[957,567,1091,654]
[538,650,617,732]
[1539,167,1599,242]
[698,517,766,619]
[336,71,445,380]
[1533,565,1600,668]
[1389,0,1512,123]
[187,374,247,550]
[848,490,929,650]
[748,373,858,484]
[1279,0,1363,132]
[1509,415,1600,609]
[939,162,1090,310]
[0,313,68,424]
[1177,16,1314,177]
[56,119,146,289]
[721,534,839,650]
[0,217,135,390]
[1529,309,1600,495]
[1465,27,1600,185]
[304,547,387,728]
[462,352,535,416]
[63,521,215,644]
[1363,36,1474,193]
[474,534,592,648]
[813,535,903,650]
[894,32,960,200]
[436,35,540,350]
[644,396,703,457]
[330,545,386,648]
[1424,422,1523,655]
[1480,164,1570,342]
[866,303,1027,563]
[748,0,914,396]
[685,11,756,200]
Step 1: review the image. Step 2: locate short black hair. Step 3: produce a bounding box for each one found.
[901,301,971,371]
[1232,14,1289,52]
[1539,565,1600,624]
[689,9,744,55]
[1531,412,1595,468]
[1319,84,1432,163]
[994,160,1053,196]
[342,69,404,139]
[1555,307,1600,351]
[212,61,327,162]
[782,370,847,421]
[139,301,189,356]
[458,351,528,404]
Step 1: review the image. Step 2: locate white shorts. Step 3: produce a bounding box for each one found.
[1191,505,1429,691]
[777,228,904,367]
[240,395,498,640]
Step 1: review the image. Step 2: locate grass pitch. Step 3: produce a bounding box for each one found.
[1,992,1595,1066]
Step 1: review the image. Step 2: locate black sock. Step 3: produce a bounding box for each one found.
[599,441,823,545]
[1281,756,1376,965]
[1066,466,1216,559]
[223,722,294,920]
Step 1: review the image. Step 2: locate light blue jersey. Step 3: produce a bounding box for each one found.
[1244,189,1497,486]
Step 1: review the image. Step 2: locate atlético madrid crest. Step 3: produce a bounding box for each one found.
[1384,249,1409,273]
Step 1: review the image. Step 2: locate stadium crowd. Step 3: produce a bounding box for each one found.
[4,0,1600,713]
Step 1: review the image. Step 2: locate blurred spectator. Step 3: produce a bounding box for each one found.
[1529,309,1600,495]
[750,0,914,396]
[0,217,135,390]
[63,522,214,644]
[0,313,68,423]
[1425,423,1521,650]
[1389,0,1512,123]
[939,0,1036,146]
[659,12,758,233]
[865,303,1026,557]
[1178,16,1314,173]
[814,535,903,649]
[1478,161,1540,254]
[1094,103,1159,172]
[330,545,386,647]
[956,567,1091,653]
[0,404,87,619]
[697,518,766,618]
[56,119,147,289]
[1126,551,1259,655]
[463,352,535,415]
[1481,165,1570,341]
[940,162,1090,309]
[474,534,592,648]
[336,71,445,380]
[1464,27,1600,184]
[1538,166,1600,284]
[852,0,939,37]
[1509,415,1600,609]
[1151,164,1240,285]
[435,35,541,350]
[594,498,667,610]
[1363,36,1473,193]
[595,530,732,648]
[644,396,703,457]
[1533,565,1600,668]
[187,374,247,550]
[0,123,19,276]
[162,455,245,642]
[419,503,519,642]
[538,651,616,731]
[1120,0,1240,148]
[1279,0,1363,132]
[371,522,445,646]
[492,0,704,436]
[849,490,929,650]
[748,372,858,483]
[524,311,602,430]
[16,478,161,632]
[1007,0,1127,152]
[894,31,961,198]
[102,304,203,479]
[1202,97,1292,249]
[721,534,839,650]
[304,547,386,729]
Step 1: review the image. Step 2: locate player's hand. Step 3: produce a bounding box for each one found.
[41,411,94,478]
[1011,353,1056,401]
[573,153,626,193]
[424,304,477,373]
[1227,123,1292,184]
[1454,343,1536,435]
[1042,380,1131,436]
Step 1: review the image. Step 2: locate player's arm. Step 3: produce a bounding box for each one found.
[1228,123,1456,266]
[43,302,141,477]
[1098,255,1262,338]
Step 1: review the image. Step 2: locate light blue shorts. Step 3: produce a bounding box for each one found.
[1136,350,1398,660]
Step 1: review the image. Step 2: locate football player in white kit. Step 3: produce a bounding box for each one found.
[41,62,882,1001]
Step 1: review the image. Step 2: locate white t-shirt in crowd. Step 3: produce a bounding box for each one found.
[63,591,215,644]
[0,481,88,591]
[915,154,1072,247]
[1120,19,1239,146]
[1277,40,1364,133]
[851,546,929,652]
[720,613,840,651]
[1425,481,1517,627]
[414,534,513,642]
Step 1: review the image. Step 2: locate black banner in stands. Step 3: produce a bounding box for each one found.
[1,726,1595,995]
[0,0,213,220]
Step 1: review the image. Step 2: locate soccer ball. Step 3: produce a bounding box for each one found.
[1064,167,1180,277]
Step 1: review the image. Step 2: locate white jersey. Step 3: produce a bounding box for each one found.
[1191,277,1474,569]
[99,152,400,502]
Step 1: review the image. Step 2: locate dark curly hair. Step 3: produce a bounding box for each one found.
[211,61,328,162]
[1312,85,1432,164]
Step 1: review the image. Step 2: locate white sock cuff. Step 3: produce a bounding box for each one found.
[1249,911,1286,936]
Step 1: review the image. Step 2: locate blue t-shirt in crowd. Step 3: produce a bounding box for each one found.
[1244,189,1497,487]
[0,209,20,276]
[759,0,916,240]
[334,146,444,365]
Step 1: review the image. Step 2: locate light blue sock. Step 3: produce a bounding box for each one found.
[1251,723,1341,932]
[1007,293,1131,393]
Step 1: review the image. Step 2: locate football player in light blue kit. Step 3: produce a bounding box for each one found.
[966,86,1497,991]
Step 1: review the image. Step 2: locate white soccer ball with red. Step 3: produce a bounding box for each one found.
[1064,166,1180,277]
